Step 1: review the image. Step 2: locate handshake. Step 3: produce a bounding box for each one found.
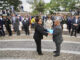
[48,33,52,35]
[47,29,53,35]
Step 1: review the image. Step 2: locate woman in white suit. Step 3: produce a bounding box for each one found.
[45,16,53,30]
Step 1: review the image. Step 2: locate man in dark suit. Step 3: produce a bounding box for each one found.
[0,15,5,36]
[33,18,49,55]
[77,16,80,33]
[12,15,20,35]
[67,16,73,34]
[71,15,80,37]
[3,15,12,36]
[22,16,30,35]
[53,20,63,57]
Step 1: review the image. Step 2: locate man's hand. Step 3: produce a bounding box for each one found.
[73,24,78,26]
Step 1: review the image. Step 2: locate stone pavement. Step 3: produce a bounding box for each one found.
[0,40,80,53]
[0,33,80,42]
[0,51,80,60]
[0,39,80,60]
[0,31,80,60]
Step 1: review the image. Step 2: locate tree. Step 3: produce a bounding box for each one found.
[0,0,22,11]
[0,0,9,9]
[50,0,76,12]
[27,0,45,15]
[35,0,45,13]
[7,0,22,11]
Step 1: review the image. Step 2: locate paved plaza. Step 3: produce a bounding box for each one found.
[0,31,80,60]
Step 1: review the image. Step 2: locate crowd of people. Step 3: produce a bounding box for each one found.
[0,13,30,36]
[0,10,80,37]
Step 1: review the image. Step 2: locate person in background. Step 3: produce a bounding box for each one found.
[77,16,80,33]
[10,5,14,13]
[2,10,6,14]
[6,9,10,16]
[22,16,30,35]
[33,18,50,55]
[45,16,53,30]
[71,15,80,37]
[21,5,24,12]
[67,16,73,34]
[53,20,63,57]
[31,17,35,28]
[3,15,12,36]
[16,15,20,35]
[0,15,5,36]
[12,14,16,32]
[51,14,55,21]
[12,14,20,35]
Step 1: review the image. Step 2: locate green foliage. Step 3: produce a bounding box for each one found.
[27,0,79,14]
[50,0,77,11]
[30,0,45,15]
[7,0,22,11]
[35,0,45,13]
[0,0,22,11]
[0,0,8,9]
[31,10,39,16]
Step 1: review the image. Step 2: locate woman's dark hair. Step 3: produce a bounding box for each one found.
[35,16,39,23]
[36,18,42,23]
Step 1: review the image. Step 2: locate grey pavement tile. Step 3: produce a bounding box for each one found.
[0,51,80,60]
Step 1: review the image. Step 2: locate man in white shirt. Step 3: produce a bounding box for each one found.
[71,15,80,37]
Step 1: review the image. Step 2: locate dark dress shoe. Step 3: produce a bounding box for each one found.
[54,54,60,57]
[53,51,57,53]
[74,34,76,37]
[38,53,43,55]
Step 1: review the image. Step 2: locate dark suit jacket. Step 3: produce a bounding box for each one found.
[22,20,30,27]
[71,18,80,29]
[53,25,63,43]
[72,18,80,24]
[67,17,72,28]
[0,19,4,28]
[3,18,11,28]
[12,17,19,26]
[33,23,48,40]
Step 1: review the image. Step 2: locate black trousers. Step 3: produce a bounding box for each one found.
[77,25,80,33]
[0,30,3,36]
[6,26,12,36]
[0,28,5,36]
[67,26,71,33]
[34,39,42,54]
[55,42,61,55]
[24,26,29,35]
[71,27,77,36]
[13,26,20,35]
